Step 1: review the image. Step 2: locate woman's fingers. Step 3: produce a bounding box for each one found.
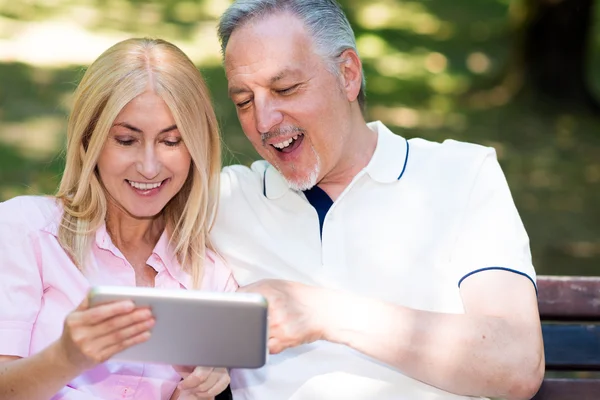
[204,372,230,397]
[194,370,224,394]
[178,367,214,390]
[98,329,153,361]
[60,300,154,369]
[178,367,230,398]
[91,316,155,355]
[67,300,135,329]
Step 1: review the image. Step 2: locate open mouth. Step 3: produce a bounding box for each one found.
[271,133,304,153]
[125,179,168,195]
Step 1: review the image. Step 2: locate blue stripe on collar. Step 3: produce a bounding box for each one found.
[398,139,409,180]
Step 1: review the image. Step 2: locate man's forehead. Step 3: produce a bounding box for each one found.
[224,12,312,64]
[227,66,305,95]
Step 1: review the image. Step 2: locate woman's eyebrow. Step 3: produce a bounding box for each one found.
[112,122,177,134]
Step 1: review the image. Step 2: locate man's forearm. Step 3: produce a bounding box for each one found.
[320,290,543,400]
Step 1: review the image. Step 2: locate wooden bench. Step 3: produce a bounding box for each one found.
[532,275,600,400]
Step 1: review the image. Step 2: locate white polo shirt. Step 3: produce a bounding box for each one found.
[211,121,536,400]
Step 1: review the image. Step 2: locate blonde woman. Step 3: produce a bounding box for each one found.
[0,38,236,399]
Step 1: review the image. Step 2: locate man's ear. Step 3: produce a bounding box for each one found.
[338,49,362,102]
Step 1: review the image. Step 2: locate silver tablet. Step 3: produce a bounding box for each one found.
[87,286,268,368]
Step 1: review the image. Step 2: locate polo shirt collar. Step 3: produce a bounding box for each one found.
[263,120,409,199]
[364,121,409,183]
[264,163,289,200]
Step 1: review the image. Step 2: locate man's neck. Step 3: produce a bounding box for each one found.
[317,121,377,201]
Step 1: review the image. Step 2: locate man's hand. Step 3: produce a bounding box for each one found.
[238,279,327,354]
[172,366,230,400]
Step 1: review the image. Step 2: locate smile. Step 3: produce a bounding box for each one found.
[126,179,166,190]
[271,133,303,152]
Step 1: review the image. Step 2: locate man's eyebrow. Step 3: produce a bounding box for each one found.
[269,68,301,85]
[228,69,303,96]
[228,86,250,96]
[112,122,177,134]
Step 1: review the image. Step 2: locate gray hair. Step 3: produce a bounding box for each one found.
[217,0,366,112]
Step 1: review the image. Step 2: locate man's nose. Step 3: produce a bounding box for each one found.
[137,145,161,179]
[254,96,284,135]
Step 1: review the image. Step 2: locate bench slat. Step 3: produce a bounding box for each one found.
[532,378,600,400]
[542,324,600,370]
[537,276,600,320]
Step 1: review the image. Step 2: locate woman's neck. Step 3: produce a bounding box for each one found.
[105,203,164,250]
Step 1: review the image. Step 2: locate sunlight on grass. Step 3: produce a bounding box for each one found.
[586,164,600,183]
[357,34,429,79]
[173,1,203,23]
[355,1,455,40]
[0,1,224,67]
[0,20,129,66]
[376,54,418,77]
[370,105,467,132]
[0,18,223,66]
[466,52,492,74]
[356,34,387,58]
[358,35,461,83]
[0,16,19,39]
[424,52,448,74]
[201,0,233,19]
[428,73,470,95]
[0,117,65,159]
[367,76,401,95]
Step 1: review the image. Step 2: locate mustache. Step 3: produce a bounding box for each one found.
[261,126,306,146]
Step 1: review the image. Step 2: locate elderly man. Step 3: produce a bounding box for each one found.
[210,1,544,399]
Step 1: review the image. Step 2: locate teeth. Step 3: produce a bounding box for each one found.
[128,180,163,190]
[272,134,301,149]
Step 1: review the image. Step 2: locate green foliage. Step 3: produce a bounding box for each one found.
[0,0,598,275]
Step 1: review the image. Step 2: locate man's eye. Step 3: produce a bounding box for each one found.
[276,84,299,95]
[236,99,252,109]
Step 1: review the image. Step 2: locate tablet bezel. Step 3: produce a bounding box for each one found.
[87,286,268,368]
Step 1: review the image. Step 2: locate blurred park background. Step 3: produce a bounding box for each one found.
[0,0,598,276]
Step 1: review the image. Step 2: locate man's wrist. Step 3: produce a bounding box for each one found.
[313,287,354,344]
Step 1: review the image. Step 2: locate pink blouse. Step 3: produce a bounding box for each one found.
[0,196,237,399]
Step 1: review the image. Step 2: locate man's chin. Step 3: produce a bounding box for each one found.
[282,172,319,192]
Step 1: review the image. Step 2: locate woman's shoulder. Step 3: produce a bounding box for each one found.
[0,195,62,231]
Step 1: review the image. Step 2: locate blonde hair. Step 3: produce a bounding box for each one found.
[56,38,221,287]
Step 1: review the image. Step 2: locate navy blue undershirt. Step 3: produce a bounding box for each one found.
[303,185,334,239]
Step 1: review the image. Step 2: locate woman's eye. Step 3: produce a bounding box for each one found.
[115,138,135,146]
[164,139,182,147]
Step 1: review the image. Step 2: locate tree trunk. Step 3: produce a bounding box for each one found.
[522,0,598,110]
[467,0,599,111]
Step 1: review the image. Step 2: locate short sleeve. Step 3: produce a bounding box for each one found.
[450,150,536,289]
[0,223,44,357]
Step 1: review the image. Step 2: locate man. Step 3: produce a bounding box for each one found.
[210,1,544,399]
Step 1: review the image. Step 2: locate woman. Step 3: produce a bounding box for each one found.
[0,38,236,399]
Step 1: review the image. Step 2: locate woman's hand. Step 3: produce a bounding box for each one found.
[172,366,230,399]
[57,297,155,371]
